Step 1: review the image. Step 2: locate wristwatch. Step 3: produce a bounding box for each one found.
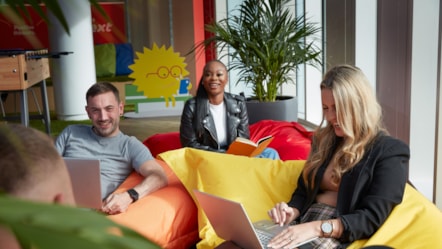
[321,220,333,238]
[127,188,139,203]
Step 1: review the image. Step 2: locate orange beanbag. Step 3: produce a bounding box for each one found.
[108,159,199,249]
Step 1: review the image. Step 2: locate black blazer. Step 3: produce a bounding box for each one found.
[288,134,410,246]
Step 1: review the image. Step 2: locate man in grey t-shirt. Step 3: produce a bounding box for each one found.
[55,82,167,215]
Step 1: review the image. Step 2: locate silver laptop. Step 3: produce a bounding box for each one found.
[193,190,317,249]
[64,158,102,209]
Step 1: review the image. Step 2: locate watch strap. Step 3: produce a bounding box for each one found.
[127,188,139,203]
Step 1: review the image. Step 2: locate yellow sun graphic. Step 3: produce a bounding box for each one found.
[129,43,191,107]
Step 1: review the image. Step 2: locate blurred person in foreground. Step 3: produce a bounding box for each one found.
[0,123,75,249]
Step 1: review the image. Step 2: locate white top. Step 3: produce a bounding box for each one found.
[209,102,227,147]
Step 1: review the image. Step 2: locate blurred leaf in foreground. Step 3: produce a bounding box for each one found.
[0,194,160,249]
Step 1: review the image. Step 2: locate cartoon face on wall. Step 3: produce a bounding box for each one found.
[129,43,192,107]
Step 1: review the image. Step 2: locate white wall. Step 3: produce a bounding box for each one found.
[303,0,323,125]
[437,27,442,208]
[409,0,439,202]
[355,0,377,90]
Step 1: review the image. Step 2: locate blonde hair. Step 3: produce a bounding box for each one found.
[303,65,387,188]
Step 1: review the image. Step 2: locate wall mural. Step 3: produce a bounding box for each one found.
[0,2,126,49]
[124,43,192,118]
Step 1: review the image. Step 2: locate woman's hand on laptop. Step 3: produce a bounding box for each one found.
[267,222,320,249]
[268,202,299,226]
[101,192,132,215]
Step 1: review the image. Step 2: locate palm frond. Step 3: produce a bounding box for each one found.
[188,0,322,102]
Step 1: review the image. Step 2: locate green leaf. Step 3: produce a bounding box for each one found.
[188,0,322,102]
[0,195,161,249]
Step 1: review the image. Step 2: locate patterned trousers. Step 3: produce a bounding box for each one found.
[294,203,341,249]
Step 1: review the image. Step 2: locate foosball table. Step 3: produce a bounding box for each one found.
[0,49,51,134]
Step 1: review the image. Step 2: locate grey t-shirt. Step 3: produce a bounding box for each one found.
[55,125,154,199]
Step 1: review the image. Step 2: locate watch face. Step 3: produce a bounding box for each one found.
[128,189,139,201]
[321,222,333,233]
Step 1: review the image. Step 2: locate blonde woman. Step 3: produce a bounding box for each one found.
[267,65,410,248]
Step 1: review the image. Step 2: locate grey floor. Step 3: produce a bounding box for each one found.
[119,115,181,142]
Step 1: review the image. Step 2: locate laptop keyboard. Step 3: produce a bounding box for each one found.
[256,229,273,248]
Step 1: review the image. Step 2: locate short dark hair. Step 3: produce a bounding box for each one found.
[0,124,62,194]
[86,82,120,103]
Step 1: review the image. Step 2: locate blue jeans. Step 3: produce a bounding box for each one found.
[256,148,280,160]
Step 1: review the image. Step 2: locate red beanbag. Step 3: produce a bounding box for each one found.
[143,120,313,160]
[249,120,313,160]
[143,132,181,158]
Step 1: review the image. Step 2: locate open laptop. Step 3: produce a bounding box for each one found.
[193,190,317,249]
[64,158,102,209]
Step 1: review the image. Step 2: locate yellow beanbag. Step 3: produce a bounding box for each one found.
[159,148,442,249]
[348,183,442,248]
[158,148,304,249]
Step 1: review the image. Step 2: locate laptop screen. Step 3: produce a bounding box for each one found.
[64,158,102,209]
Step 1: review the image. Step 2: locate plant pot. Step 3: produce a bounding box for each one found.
[246,96,298,124]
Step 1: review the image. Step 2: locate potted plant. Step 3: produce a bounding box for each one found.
[191,0,321,123]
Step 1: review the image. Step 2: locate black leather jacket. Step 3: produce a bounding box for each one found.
[180,92,250,152]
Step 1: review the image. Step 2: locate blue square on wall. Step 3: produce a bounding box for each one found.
[115,43,134,76]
